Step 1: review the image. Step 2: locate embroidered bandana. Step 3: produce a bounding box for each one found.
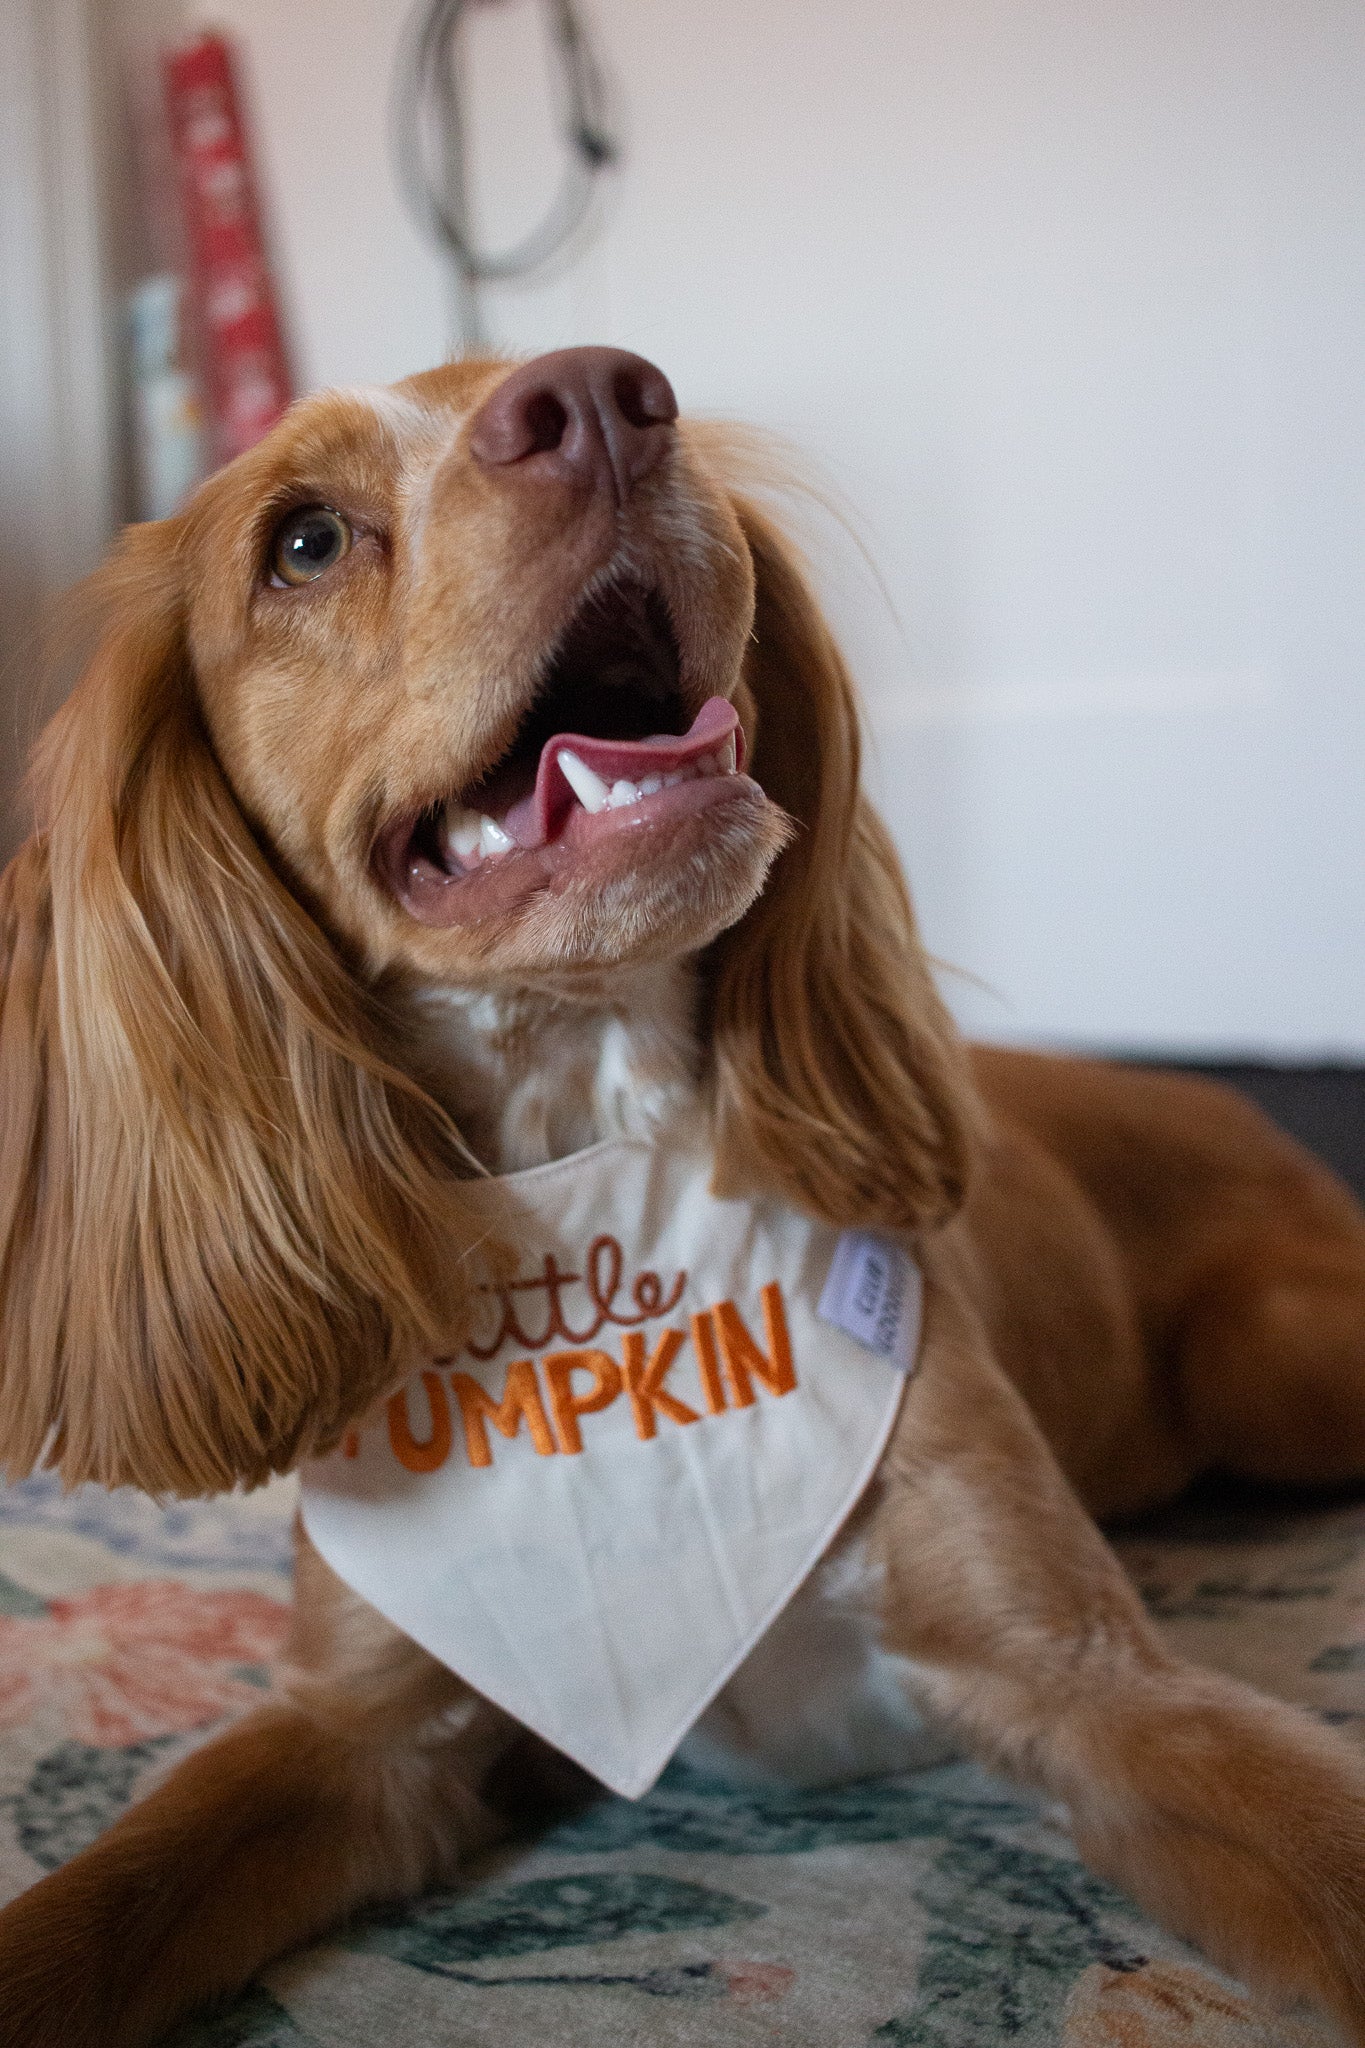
[300,1126,922,1798]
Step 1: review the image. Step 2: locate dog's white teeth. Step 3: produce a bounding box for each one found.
[557,737,737,821]
[441,804,513,867]
[557,748,612,814]
[443,806,483,862]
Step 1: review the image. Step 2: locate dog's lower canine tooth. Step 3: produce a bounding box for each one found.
[558,749,612,814]
[479,816,513,856]
[718,734,737,773]
[444,808,482,861]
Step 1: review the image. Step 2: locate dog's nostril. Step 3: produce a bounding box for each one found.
[524,390,569,454]
[613,366,673,432]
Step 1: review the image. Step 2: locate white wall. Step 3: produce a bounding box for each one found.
[187,0,1365,1056]
[0,0,114,855]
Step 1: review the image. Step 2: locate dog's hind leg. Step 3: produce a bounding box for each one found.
[1175,1230,1365,1488]
[872,1246,1365,2043]
[0,1542,521,2048]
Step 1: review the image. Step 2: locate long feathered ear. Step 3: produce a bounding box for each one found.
[708,497,977,1234]
[0,522,486,1496]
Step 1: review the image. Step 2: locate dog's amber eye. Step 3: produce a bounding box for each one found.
[268,506,352,586]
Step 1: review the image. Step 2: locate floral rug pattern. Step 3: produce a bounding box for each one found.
[1,1469,1361,2046]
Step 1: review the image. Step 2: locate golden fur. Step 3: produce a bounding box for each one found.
[2,352,1365,2044]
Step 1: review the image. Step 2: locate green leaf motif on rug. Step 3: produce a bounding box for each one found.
[17,1738,178,1870]
[0,1569,47,1617]
[550,1757,1027,1857]
[167,1987,309,2047]
[228,1662,276,1689]
[873,1830,1146,2045]
[348,1869,765,1972]
[1311,1642,1365,1672]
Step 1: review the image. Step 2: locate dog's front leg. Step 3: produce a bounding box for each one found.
[872,1247,1365,2042]
[0,1550,520,2048]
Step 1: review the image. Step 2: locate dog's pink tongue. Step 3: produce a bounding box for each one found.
[501,697,742,848]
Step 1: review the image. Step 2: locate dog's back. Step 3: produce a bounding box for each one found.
[971,1045,1365,1505]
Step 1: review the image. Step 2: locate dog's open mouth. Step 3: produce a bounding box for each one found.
[386,580,752,923]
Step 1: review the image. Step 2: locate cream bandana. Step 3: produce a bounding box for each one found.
[300,1126,922,1798]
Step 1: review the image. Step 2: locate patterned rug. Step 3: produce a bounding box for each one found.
[1,1470,1361,2047]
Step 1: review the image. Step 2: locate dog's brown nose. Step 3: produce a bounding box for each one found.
[468,347,678,505]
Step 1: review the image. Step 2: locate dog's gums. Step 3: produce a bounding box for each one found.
[463,695,742,854]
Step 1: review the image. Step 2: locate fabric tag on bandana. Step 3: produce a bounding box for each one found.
[818,1231,922,1373]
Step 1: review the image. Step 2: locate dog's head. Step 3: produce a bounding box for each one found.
[0,350,972,1495]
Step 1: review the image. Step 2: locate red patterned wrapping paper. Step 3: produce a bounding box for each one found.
[164,32,293,465]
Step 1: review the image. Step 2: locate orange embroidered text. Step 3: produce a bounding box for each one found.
[387,1372,453,1474]
[711,1285,797,1406]
[362,1282,801,1474]
[451,1360,557,1469]
[622,1328,701,1441]
[543,1349,624,1455]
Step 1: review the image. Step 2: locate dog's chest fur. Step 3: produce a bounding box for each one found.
[405,964,943,1787]
[413,963,702,1173]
